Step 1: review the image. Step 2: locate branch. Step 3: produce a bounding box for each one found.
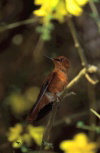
[89,0,100,32]
[0,17,38,32]
[53,101,100,127]
[87,82,97,139]
[33,37,44,63]
[77,122,100,133]
[61,65,98,98]
[40,102,59,152]
[90,108,100,119]
[67,17,87,67]
[67,17,99,85]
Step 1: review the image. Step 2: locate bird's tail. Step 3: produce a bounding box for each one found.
[26,95,50,122]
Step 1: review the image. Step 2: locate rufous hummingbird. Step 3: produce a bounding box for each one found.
[27,56,70,122]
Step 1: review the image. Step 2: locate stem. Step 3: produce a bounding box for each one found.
[87,83,97,140]
[33,37,44,63]
[67,17,88,67]
[40,102,59,152]
[0,17,38,32]
[89,0,100,32]
[90,108,100,119]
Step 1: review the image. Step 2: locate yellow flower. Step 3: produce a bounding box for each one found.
[60,133,97,153]
[34,0,89,22]
[8,92,27,115]
[7,124,23,142]
[76,0,88,6]
[65,0,83,16]
[7,123,44,148]
[53,0,68,22]
[27,125,44,146]
[12,136,23,148]
[8,87,39,115]
[34,0,59,16]
[22,133,32,146]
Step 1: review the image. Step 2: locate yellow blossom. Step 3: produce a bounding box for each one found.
[8,86,39,115]
[76,0,88,6]
[60,133,97,153]
[66,0,83,16]
[8,92,27,115]
[7,123,44,148]
[22,133,32,146]
[34,0,59,17]
[34,0,89,22]
[12,136,23,148]
[7,124,23,142]
[27,125,44,146]
[52,0,68,22]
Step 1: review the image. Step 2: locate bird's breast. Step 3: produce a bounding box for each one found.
[48,70,68,93]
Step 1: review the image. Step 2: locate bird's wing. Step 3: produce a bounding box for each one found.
[27,72,56,122]
[35,72,56,106]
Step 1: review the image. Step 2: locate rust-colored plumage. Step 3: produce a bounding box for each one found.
[27,56,70,122]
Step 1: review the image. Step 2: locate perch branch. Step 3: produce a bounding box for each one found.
[90,108,100,119]
[61,65,98,98]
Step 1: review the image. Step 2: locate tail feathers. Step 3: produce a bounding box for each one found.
[27,95,50,122]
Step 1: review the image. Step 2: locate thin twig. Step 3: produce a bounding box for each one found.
[90,108,100,119]
[89,0,100,32]
[33,37,44,63]
[67,17,88,67]
[0,17,38,32]
[54,111,88,127]
[77,123,100,132]
[65,68,86,89]
[61,65,98,98]
[87,83,97,140]
[67,17,98,85]
[54,102,100,127]
[40,102,59,152]
[68,17,98,140]
[85,74,98,85]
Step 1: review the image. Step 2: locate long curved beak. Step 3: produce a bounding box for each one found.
[44,55,53,61]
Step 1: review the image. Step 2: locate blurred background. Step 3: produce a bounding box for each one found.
[0,0,100,153]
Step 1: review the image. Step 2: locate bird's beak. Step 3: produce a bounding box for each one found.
[44,55,53,61]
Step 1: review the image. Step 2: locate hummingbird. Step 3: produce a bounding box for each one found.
[27,56,70,122]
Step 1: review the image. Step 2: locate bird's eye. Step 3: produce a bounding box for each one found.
[54,58,60,62]
[56,59,60,62]
[54,58,63,62]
